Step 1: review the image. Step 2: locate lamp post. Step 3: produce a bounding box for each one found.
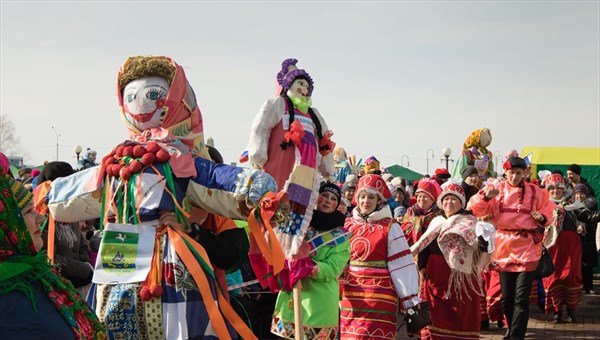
[401,155,410,167]
[51,126,60,161]
[426,149,434,175]
[492,150,500,175]
[74,145,82,162]
[442,147,453,170]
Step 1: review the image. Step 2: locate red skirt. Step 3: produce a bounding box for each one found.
[542,230,583,312]
[483,269,504,322]
[421,254,480,339]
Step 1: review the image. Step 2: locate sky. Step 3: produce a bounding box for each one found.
[1,0,599,176]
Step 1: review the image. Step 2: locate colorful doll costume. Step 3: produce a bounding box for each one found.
[340,175,421,340]
[451,128,496,181]
[0,154,105,340]
[39,56,278,340]
[244,58,335,257]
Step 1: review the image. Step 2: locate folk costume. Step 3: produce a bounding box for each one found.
[411,183,494,339]
[243,58,335,258]
[340,175,420,340]
[469,157,555,339]
[0,158,105,340]
[38,56,278,340]
[542,174,600,322]
[268,183,350,339]
[451,128,495,181]
[401,179,442,246]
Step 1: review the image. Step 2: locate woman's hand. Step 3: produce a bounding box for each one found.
[157,210,189,233]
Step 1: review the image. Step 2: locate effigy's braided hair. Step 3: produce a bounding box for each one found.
[119,56,176,92]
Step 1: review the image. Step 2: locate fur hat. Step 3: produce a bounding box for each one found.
[390,177,404,187]
[382,173,394,182]
[574,183,589,196]
[415,179,440,201]
[434,168,451,179]
[461,166,478,180]
[341,182,356,194]
[567,164,581,176]
[345,174,358,184]
[277,58,314,96]
[17,167,32,178]
[437,182,466,209]
[352,174,391,206]
[38,161,74,183]
[503,157,527,171]
[544,173,565,189]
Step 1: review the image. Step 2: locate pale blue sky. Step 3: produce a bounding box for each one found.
[1,1,598,175]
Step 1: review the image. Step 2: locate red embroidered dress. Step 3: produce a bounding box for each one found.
[340,208,420,340]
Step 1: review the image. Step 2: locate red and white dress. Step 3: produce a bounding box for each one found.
[340,207,420,340]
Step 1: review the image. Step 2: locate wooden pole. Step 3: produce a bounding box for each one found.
[293,281,303,339]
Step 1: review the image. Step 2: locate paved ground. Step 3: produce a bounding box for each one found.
[397,274,600,339]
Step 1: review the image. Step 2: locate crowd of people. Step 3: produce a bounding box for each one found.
[3,148,598,340]
[0,55,598,340]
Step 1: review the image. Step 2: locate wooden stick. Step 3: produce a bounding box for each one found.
[293,281,303,339]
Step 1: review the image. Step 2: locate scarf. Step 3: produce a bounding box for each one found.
[310,209,346,231]
[289,96,312,114]
[0,173,105,340]
[406,203,440,236]
[411,212,487,301]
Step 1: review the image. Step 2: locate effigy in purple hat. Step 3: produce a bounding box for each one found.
[276,58,314,96]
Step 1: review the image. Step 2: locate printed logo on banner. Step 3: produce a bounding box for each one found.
[101,230,139,272]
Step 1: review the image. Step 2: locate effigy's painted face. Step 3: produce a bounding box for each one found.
[123,77,170,131]
[287,78,310,99]
[480,130,492,148]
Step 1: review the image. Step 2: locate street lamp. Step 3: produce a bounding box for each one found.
[401,155,410,167]
[74,145,83,162]
[51,126,60,161]
[426,149,434,175]
[442,147,453,170]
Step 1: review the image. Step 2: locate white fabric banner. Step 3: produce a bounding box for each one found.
[92,222,156,284]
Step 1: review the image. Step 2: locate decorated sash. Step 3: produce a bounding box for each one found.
[306,227,351,254]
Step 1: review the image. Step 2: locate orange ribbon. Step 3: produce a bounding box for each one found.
[247,191,285,275]
[166,228,257,340]
[32,180,52,215]
[47,214,56,264]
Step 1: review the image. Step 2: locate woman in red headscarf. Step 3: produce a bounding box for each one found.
[411,183,493,339]
[401,179,442,246]
[339,174,422,339]
[542,174,600,323]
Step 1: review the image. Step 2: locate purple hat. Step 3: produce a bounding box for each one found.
[276,58,314,96]
[574,183,589,196]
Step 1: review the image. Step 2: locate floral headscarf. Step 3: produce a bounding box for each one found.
[0,157,105,340]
